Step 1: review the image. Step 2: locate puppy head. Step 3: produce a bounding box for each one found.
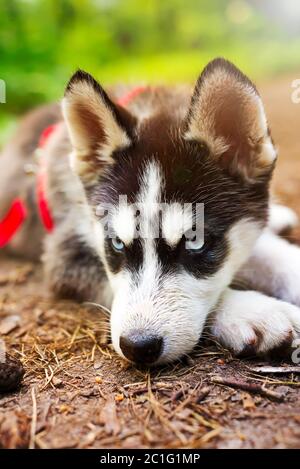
[63,58,276,365]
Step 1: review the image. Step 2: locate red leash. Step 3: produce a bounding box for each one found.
[0,87,147,248]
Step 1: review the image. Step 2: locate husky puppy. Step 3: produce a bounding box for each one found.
[1,58,300,365]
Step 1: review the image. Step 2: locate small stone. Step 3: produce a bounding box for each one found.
[0,355,24,393]
[276,386,290,396]
[52,376,63,387]
[231,391,242,402]
[95,376,102,384]
[93,361,102,370]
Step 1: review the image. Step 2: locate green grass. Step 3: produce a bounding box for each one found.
[2,39,300,145]
[93,41,300,85]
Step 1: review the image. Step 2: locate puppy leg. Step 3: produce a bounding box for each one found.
[43,226,111,305]
[235,229,300,306]
[210,288,300,355]
[268,203,298,235]
[41,124,112,306]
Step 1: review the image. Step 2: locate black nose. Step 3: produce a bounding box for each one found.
[119,331,163,365]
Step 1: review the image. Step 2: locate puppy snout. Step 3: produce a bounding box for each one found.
[119,330,163,365]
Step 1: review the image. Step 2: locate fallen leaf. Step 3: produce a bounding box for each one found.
[0,315,21,335]
[0,410,30,448]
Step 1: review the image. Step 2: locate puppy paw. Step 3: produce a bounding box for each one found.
[236,230,300,307]
[268,203,298,235]
[211,289,300,356]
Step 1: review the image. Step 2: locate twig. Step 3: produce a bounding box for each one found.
[171,386,185,402]
[129,385,159,396]
[169,383,201,418]
[249,366,300,374]
[146,375,187,445]
[195,386,210,404]
[123,381,146,388]
[29,386,37,449]
[128,382,173,396]
[211,376,285,401]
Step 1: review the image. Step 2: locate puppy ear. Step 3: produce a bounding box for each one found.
[62,70,136,184]
[184,58,276,181]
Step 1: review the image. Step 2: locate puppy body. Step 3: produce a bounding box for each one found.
[1,59,300,364]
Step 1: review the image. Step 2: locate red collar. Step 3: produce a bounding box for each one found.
[0,86,147,248]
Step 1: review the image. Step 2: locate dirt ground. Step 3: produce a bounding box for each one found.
[1,75,300,449]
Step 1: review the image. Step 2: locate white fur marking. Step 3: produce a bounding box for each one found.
[162,203,192,247]
[112,203,136,246]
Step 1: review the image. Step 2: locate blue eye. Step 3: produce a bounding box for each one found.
[185,236,205,251]
[111,237,125,252]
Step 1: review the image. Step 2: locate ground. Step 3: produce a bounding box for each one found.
[1,75,300,449]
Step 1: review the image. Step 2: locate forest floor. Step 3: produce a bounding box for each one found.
[1,74,300,449]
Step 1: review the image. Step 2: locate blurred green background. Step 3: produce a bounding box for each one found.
[1,0,300,144]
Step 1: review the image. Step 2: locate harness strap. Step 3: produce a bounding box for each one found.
[117,86,148,107]
[0,199,27,248]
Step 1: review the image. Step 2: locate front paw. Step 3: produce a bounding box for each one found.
[268,203,298,235]
[236,230,300,307]
[211,289,300,356]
